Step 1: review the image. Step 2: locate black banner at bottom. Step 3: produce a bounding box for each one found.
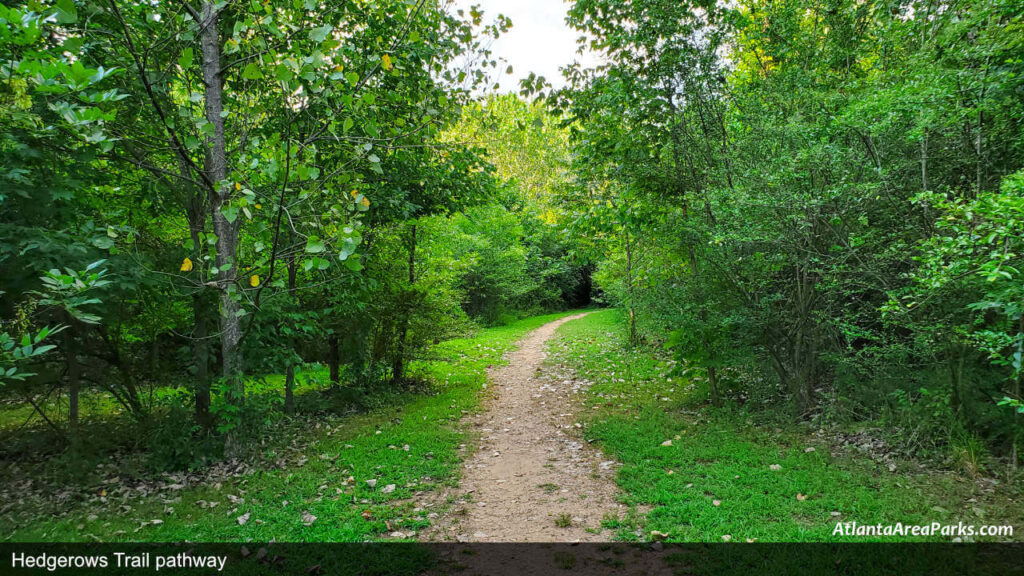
[2,543,1022,576]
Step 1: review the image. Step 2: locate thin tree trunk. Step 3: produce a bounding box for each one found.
[199,1,242,396]
[708,365,721,407]
[328,335,340,387]
[64,327,80,447]
[920,128,929,193]
[624,230,638,347]
[392,224,417,385]
[183,154,211,427]
[284,254,297,413]
[1014,315,1023,473]
[976,109,984,195]
[198,2,243,456]
[193,293,211,427]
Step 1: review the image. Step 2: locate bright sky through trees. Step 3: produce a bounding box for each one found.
[453,0,599,92]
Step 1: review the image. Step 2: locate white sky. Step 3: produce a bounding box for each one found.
[452,0,599,93]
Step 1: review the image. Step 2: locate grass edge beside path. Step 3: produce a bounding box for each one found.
[546,309,1024,543]
[2,311,581,543]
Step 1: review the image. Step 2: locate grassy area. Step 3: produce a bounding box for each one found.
[0,366,333,433]
[548,309,1024,542]
[0,312,576,542]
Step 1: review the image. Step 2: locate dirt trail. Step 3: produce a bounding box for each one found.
[423,312,625,542]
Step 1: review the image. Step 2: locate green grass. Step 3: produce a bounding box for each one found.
[1,312,577,542]
[548,309,1024,542]
[0,365,333,433]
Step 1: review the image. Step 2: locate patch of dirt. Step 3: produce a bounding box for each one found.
[422,313,627,543]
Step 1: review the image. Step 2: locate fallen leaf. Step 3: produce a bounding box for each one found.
[237,512,251,525]
[661,440,673,447]
[796,493,807,501]
[713,500,721,507]
[302,511,317,526]
[381,484,396,494]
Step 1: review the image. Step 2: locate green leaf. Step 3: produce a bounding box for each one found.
[310,25,333,42]
[221,204,239,223]
[275,64,293,83]
[178,48,194,70]
[305,236,326,254]
[55,0,77,24]
[241,63,265,80]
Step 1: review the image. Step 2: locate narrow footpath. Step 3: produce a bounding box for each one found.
[424,312,626,542]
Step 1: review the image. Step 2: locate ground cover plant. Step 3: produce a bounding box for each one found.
[0,0,1022,551]
[2,313,574,542]
[548,310,1024,542]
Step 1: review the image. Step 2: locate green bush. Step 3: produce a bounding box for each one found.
[146,398,222,472]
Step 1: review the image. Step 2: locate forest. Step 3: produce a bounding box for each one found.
[1,0,1023,549]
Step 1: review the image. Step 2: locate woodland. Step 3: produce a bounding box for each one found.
[1,0,1023,544]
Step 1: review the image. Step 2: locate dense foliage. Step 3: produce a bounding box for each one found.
[554,0,1024,470]
[3,0,1023,502]
[0,1,585,466]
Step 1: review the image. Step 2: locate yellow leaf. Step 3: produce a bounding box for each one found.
[255,203,262,209]
[360,197,370,208]
[235,182,241,191]
[180,257,194,272]
[250,275,260,287]
[351,189,359,198]
[381,54,393,71]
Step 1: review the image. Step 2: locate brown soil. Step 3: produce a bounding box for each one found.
[422,312,627,543]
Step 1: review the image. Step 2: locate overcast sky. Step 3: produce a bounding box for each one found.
[452,0,599,93]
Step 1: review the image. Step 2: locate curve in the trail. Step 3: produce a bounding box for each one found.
[425,312,625,542]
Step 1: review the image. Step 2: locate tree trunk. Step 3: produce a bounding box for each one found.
[708,365,721,407]
[284,363,295,412]
[193,293,211,427]
[920,127,928,193]
[976,109,984,196]
[1013,315,1023,473]
[328,335,340,386]
[64,327,80,447]
[183,154,211,427]
[284,254,297,413]
[624,230,638,347]
[199,2,242,397]
[392,224,417,385]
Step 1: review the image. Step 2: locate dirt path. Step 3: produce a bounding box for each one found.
[423,312,626,542]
